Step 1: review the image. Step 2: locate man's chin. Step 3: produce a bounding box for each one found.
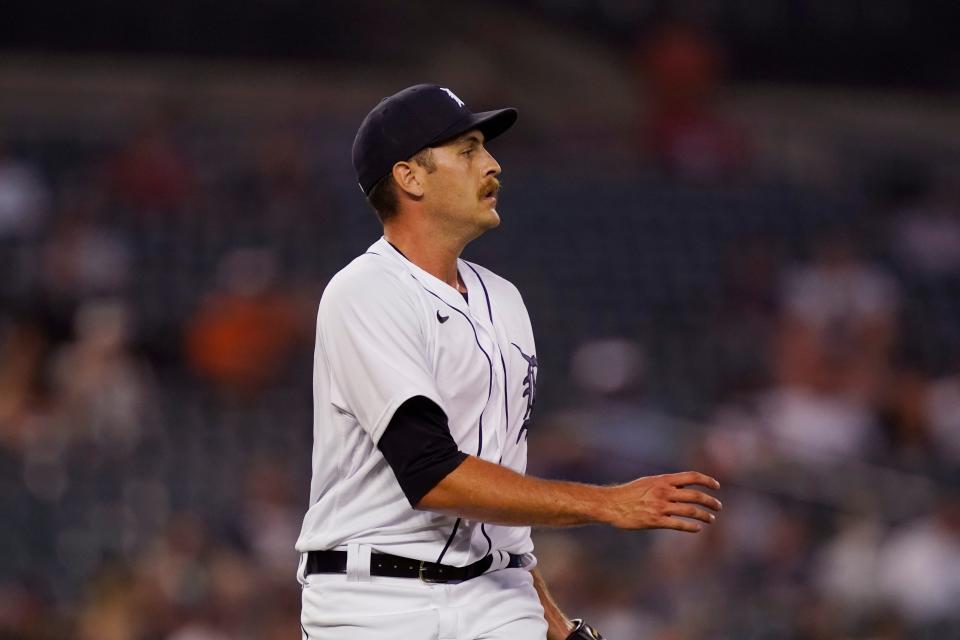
[481,208,501,229]
[465,210,500,242]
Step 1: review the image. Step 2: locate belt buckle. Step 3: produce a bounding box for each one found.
[418,560,441,584]
[418,560,452,583]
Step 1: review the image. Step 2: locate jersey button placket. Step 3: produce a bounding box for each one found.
[474,319,504,456]
[489,343,507,453]
[474,317,507,455]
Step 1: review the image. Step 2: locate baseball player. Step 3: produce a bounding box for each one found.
[296,84,722,640]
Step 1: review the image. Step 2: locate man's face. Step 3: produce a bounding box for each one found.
[419,129,502,238]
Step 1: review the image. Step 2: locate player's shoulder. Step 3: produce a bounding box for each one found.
[461,259,524,302]
[322,251,415,306]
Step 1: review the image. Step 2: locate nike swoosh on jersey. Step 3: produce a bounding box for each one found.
[437,311,450,323]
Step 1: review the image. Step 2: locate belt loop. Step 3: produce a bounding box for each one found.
[346,543,372,582]
[297,552,309,585]
[346,544,359,582]
[359,545,372,580]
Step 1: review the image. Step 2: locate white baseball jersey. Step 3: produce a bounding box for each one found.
[296,237,539,568]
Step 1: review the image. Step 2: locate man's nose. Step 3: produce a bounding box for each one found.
[484,151,501,177]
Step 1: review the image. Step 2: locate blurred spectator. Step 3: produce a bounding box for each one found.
[50,299,152,451]
[923,372,960,463]
[0,578,58,639]
[877,490,960,626]
[702,234,899,464]
[0,316,50,454]
[185,248,306,395]
[254,127,313,212]
[41,217,131,303]
[77,566,150,640]
[0,149,49,238]
[757,385,877,464]
[876,368,938,468]
[571,337,646,397]
[712,238,783,398]
[636,22,750,180]
[107,111,195,212]
[890,185,960,277]
[532,338,685,482]
[241,459,300,579]
[777,232,899,400]
[167,624,230,640]
[815,517,886,616]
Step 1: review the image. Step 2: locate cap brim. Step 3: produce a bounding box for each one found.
[427,107,518,147]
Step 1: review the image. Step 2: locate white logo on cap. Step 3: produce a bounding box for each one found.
[441,87,465,108]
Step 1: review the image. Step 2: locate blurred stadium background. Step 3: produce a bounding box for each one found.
[2,1,959,638]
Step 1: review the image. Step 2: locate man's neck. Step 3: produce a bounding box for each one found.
[383,227,466,292]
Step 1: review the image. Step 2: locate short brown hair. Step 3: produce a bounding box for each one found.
[366,148,436,223]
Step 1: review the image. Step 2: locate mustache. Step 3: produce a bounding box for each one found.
[478,178,502,199]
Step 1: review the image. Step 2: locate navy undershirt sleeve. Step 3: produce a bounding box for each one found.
[377,396,469,507]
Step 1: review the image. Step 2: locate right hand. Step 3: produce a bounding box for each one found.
[600,471,722,532]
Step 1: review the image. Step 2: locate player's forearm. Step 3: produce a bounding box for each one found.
[416,455,608,527]
[418,457,722,533]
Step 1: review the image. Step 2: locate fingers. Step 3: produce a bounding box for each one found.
[608,471,722,532]
[668,471,720,490]
[672,488,723,512]
[658,516,702,533]
[665,503,716,525]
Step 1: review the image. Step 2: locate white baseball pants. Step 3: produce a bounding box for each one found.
[299,547,548,639]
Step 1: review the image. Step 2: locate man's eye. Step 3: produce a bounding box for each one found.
[463,148,474,155]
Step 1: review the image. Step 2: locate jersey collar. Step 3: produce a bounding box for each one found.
[371,237,471,314]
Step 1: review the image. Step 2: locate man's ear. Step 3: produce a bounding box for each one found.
[393,161,425,198]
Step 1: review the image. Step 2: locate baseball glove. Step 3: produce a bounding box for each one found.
[566,618,604,640]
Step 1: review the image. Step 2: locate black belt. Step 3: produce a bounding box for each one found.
[305,550,529,584]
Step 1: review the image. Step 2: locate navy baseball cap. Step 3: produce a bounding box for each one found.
[352,84,518,195]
